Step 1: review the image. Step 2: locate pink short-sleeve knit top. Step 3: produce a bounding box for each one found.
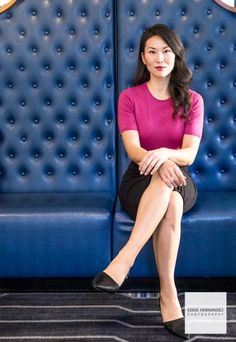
[118,83,204,151]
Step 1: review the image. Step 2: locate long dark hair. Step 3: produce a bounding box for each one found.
[133,24,192,119]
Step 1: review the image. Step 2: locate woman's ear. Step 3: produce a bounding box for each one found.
[141,52,146,65]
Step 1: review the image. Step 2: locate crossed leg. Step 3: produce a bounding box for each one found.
[103,171,174,285]
[152,191,184,322]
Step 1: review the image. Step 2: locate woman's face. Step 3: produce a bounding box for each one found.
[141,35,176,81]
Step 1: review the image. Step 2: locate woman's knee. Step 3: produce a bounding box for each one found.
[163,191,183,226]
[150,171,174,191]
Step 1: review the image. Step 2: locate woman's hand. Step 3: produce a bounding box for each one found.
[138,148,170,175]
[158,160,186,188]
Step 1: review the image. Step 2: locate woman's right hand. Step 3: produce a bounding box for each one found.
[158,160,186,189]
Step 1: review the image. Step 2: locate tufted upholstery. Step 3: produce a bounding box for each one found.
[113,0,236,277]
[0,0,115,276]
[0,0,235,278]
[0,0,115,193]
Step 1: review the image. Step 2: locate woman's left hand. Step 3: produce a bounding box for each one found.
[138,148,170,175]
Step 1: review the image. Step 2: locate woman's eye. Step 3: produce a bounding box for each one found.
[164,49,171,53]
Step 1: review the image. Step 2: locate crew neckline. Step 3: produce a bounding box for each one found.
[144,82,171,102]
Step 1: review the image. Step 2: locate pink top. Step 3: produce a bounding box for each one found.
[118,83,204,150]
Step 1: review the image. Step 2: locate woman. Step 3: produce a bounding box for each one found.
[92,24,204,339]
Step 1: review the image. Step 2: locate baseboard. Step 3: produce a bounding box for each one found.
[0,277,236,292]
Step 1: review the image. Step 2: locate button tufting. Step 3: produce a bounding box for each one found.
[219,26,225,33]
[21,136,27,142]
[8,151,15,158]
[0,0,115,194]
[19,167,28,176]
[207,44,213,51]
[45,99,52,106]
[8,117,15,124]
[32,46,38,53]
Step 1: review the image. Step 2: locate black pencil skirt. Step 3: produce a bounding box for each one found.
[118,161,198,221]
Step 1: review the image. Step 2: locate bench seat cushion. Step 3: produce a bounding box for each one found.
[0,193,114,277]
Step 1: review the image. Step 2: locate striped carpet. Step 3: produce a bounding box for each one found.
[0,291,235,341]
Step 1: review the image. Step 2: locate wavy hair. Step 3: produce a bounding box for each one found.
[133,24,192,119]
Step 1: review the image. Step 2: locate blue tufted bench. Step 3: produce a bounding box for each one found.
[0,0,115,277]
[113,0,236,277]
[0,0,235,279]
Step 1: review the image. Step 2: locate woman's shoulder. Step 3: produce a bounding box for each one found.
[189,89,204,102]
[119,83,147,100]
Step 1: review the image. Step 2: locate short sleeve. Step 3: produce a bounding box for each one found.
[118,89,138,134]
[184,91,204,139]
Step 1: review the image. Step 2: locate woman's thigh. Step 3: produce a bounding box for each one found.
[119,161,197,220]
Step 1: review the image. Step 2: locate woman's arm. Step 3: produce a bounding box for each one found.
[121,130,187,188]
[167,134,201,166]
[138,134,201,175]
[121,130,148,164]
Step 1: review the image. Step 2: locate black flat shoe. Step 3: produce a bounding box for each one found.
[92,271,128,293]
[164,317,191,340]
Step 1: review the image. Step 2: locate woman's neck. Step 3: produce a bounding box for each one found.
[146,78,171,100]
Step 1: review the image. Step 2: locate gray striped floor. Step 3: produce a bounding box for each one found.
[0,292,235,341]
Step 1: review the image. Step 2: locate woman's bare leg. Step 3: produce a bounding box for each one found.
[152,191,184,322]
[103,172,173,285]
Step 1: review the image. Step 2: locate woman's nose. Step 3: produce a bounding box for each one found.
[156,52,164,63]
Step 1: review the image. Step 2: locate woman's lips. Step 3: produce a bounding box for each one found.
[155,66,166,71]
